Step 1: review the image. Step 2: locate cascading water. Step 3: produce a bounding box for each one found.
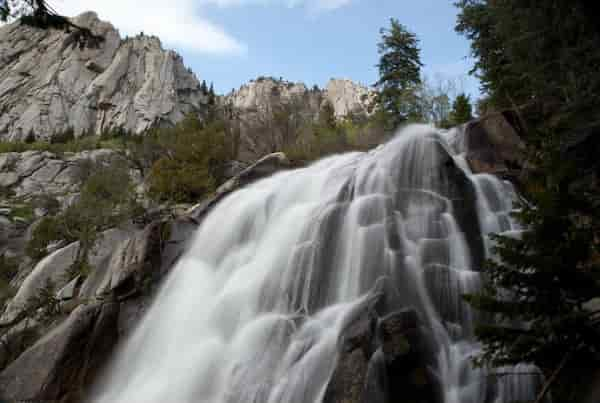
[91,125,543,403]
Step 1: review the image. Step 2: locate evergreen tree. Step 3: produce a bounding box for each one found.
[464,132,600,400]
[208,82,216,105]
[1,0,102,46]
[375,18,423,128]
[455,0,600,121]
[456,1,600,399]
[449,93,473,125]
[200,80,208,95]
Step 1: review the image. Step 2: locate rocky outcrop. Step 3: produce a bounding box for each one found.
[0,216,196,402]
[224,77,374,161]
[324,306,436,403]
[0,12,208,141]
[461,111,526,177]
[325,79,375,119]
[0,148,143,209]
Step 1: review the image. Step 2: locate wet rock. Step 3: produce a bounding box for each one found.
[325,307,436,403]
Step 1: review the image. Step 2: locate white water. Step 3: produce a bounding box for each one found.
[92,125,542,403]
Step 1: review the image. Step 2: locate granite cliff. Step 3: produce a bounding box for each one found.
[0,12,208,141]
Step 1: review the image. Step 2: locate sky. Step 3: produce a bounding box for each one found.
[52,0,480,97]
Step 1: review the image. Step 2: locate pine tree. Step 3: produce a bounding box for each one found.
[208,82,216,105]
[464,133,600,400]
[449,93,473,125]
[375,18,423,128]
[200,80,208,95]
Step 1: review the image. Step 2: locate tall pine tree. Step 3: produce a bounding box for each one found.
[375,18,423,128]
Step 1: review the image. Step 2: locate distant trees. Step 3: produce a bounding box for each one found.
[375,18,423,128]
[449,93,472,125]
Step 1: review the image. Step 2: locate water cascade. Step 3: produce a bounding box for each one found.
[91,125,543,403]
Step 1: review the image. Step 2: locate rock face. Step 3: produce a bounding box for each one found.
[226,77,373,119]
[461,111,526,177]
[224,77,375,161]
[324,306,437,403]
[324,79,375,119]
[0,12,207,141]
[0,217,196,402]
[0,149,142,208]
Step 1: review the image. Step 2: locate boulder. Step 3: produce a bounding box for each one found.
[464,111,526,176]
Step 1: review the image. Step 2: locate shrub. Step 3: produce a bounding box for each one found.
[25,158,143,266]
[26,216,65,260]
[148,116,231,203]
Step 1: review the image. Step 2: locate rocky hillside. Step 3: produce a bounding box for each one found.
[226,77,374,119]
[224,77,376,160]
[0,12,208,141]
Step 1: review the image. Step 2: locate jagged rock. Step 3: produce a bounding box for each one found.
[325,79,375,119]
[94,221,165,299]
[0,12,207,141]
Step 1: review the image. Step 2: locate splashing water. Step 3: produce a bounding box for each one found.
[91,125,543,403]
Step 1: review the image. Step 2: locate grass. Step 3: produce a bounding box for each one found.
[0,137,127,155]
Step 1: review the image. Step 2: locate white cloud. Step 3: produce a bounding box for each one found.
[53,0,246,54]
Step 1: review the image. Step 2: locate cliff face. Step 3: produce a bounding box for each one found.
[224,77,375,161]
[0,12,207,141]
[225,77,374,119]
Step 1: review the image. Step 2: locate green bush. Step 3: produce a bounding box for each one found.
[26,216,65,260]
[25,159,143,267]
[148,116,232,203]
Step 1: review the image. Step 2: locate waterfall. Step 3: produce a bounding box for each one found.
[91,125,543,403]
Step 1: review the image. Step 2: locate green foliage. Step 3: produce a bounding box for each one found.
[26,216,64,260]
[9,203,34,222]
[27,277,60,320]
[148,115,232,203]
[0,254,18,309]
[283,116,387,163]
[375,18,423,128]
[449,93,473,125]
[464,132,600,398]
[455,0,600,119]
[25,158,142,267]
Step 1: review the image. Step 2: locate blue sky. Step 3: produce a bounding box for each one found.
[55,0,479,97]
